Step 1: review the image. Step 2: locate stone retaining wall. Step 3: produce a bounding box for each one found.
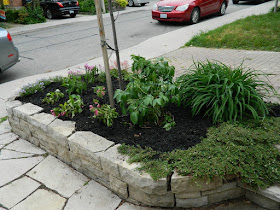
[6,100,247,208]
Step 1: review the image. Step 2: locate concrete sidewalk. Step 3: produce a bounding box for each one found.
[0,1,279,209]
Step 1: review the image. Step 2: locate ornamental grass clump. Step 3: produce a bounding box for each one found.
[178,61,275,123]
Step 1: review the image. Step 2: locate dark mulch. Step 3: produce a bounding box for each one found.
[18,79,280,153]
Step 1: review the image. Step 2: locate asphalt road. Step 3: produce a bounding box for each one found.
[0,0,257,84]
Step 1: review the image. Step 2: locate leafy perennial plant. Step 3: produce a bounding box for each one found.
[178,61,275,123]
[114,55,179,128]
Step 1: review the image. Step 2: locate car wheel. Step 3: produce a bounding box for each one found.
[128,0,134,7]
[70,13,76,18]
[232,0,239,4]
[46,9,54,19]
[190,7,200,24]
[219,1,227,16]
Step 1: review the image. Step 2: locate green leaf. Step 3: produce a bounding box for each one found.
[130,111,139,125]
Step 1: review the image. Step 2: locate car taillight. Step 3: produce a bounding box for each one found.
[76,1,79,6]
[56,2,64,7]
[7,32,12,42]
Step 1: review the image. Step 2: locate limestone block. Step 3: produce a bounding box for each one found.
[171,172,223,194]
[13,103,43,121]
[47,119,75,147]
[19,119,31,136]
[109,175,128,199]
[175,191,201,199]
[68,131,115,168]
[8,116,20,129]
[202,181,237,196]
[28,113,56,132]
[128,186,174,207]
[119,161,167,196]
[208,187,244,204]
[11,126,29,140]
[5,100,22,116]
[245,190,280,210]
[29,136,40,147]
[258,185,280,203]
[100,144,128,178]
[176,196,208,208]
[82,166,110,188]
[29,125,50,142]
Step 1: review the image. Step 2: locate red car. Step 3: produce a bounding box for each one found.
[152,0,228,23]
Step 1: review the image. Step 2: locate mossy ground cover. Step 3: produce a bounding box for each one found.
[118,117,280,188]
[185,11,280,52]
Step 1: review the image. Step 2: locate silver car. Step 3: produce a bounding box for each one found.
[0,27,20,73]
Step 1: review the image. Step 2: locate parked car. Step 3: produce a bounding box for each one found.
[0,27,20,73]
[232,0,265,4]
[39,0,80,19]
[128,0,149,7]
[152,0,228,23]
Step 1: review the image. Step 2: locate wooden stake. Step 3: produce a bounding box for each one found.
[94,0,115,108]
[108,0,124,90]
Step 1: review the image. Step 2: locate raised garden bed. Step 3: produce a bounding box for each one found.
[6,58,280,208]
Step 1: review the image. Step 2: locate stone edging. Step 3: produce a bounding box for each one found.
[6,100,277,208]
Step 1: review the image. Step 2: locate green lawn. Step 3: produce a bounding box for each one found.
[185,11,280,52]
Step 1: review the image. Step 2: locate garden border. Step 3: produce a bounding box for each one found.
[5,99,280,209]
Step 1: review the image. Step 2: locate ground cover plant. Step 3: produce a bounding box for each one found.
[185,10,280,52]
[17,57,280,189]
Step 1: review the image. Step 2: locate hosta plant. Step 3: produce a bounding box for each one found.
[178,61,275,123]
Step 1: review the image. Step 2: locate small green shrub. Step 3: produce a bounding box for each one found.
[79,0,97,13]
[51,94,84,118]
[5,8,20,22]
[42,89,64,105]
[62,76,87,95]
[114,55,180,127]
[5,7,45,24]
[115,0,127,7]
[178,61,275,123]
